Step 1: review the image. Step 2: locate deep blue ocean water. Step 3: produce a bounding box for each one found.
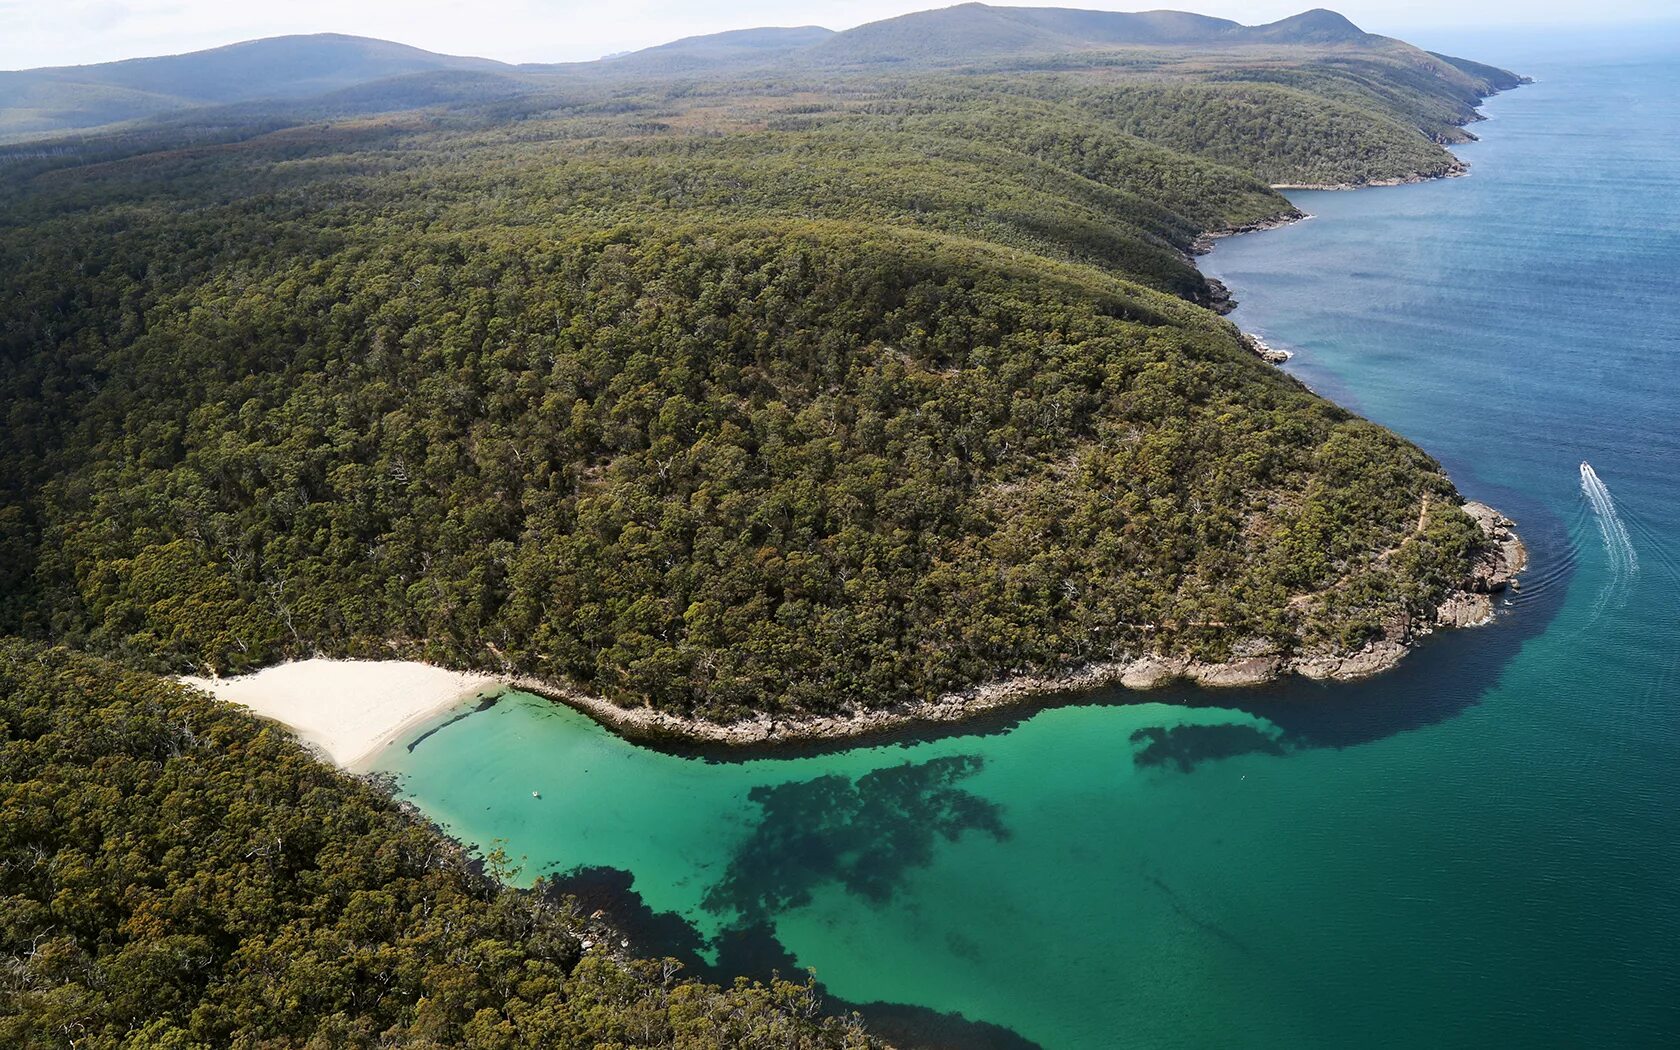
[375,30,1680,1048]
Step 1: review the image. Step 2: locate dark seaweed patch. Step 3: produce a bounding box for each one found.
[543,864,709,972]
[702,755,1007,921]
[712,921,1044,1050]
[847,1000,1046,1050]
[1130,721,1288,772]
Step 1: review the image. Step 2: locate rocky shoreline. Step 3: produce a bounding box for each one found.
[1192,209,1309,258]
[1269,162,1470,192]
[1197,212,1306,315]
[1240,332,1293,363]
[498,501,1526,750]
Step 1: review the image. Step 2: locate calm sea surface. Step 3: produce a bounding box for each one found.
[373,32,1680,1048]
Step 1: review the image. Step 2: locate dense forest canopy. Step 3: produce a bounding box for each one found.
[0,7,1520,721]
[0,641,874,1047]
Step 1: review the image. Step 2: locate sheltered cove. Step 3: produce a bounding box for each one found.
[188,187,1531,759]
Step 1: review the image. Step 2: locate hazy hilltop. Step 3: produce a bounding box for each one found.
[795,4,1372,66]
[0,34,504,141]
[0,3,1523,142]
[594,25,838,74]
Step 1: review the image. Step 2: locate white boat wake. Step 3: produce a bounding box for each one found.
[1580,462,1637,624]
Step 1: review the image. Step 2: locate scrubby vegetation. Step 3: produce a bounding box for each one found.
[1066,82,1465,186]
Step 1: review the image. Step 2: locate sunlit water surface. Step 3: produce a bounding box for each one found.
[373,32,1680,1049]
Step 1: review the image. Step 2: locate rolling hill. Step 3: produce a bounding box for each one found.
[796,4,1373,67]
[0,33,506,140]
[0,5,1524,715]
[595,25,837,74]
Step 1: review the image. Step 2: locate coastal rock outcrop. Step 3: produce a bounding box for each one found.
[1241,332,1293,363]
[1190,209,1308,255]
[1188,655,1283,687]
[1430,501,1524,628]
[1119,655,1188,689]
[1291,640,1409,681]
[1461,501,1528,591]
[1435,592,1493,628]
[1203,276,1236,314]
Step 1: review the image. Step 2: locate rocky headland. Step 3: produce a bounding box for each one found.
[503,501,1527,750]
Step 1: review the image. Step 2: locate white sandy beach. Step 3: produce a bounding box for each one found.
[182,659,505,769]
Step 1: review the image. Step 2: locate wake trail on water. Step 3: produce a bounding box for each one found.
[1580,462,1639,625]
[1505,542,1578,607]
[1618,499,1680,584]
[1505,499,1584,606]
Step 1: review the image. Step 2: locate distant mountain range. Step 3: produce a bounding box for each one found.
[0,5,1493,142]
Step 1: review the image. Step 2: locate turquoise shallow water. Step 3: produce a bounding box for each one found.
[373,33,1680,1049]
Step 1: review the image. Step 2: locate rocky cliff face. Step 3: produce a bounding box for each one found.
[1461,501,1528,590]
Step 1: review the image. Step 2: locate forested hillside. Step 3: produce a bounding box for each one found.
[0,17,1510,721]
[0,641,873,1047]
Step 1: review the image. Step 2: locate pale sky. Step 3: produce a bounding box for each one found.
[2,0,1673,71]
